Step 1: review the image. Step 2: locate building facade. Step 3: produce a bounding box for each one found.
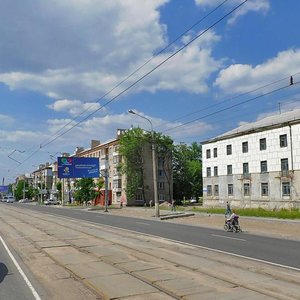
[202,110,300,209]
[68,129,173,206]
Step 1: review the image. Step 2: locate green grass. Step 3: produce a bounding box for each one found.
[183,207,300,219]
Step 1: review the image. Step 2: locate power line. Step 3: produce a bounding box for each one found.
[37,0,230,150]
[162,80,300,134]
[40,0,248,148]
[10,0,248,171]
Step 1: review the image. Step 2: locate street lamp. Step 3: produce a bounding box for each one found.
[128,110,159,217]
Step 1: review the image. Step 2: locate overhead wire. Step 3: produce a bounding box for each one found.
[162,79,300,135]
[10,0,248,172]
[37,0,231,150]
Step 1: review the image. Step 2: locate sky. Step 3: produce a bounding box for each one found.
[1,0,300,184]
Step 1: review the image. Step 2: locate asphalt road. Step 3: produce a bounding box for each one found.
[0,236,38,300]
[10,203,300,270]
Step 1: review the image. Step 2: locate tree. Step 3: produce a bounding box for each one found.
[119,127,174,203]
[14,180,37,200]
[173,142,202,201]
[73,178,96,205]
[56,181,62,201]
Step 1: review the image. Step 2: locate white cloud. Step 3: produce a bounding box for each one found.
[214,49,300,94]
[0,1,224,99]
[0,114,14,126]
[195,0,270,24]
[48,99,102,117]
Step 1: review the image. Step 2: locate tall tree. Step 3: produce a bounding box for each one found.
[119,128,173,203]
[173,142,202,201]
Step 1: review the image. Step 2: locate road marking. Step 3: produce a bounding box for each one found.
[136,222,151,226]
[212,234,246,241]
[26,211,300,273]
[0,236,41,300]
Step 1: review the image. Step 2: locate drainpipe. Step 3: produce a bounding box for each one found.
[289,124,294,172]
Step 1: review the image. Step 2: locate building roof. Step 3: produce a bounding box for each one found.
[202,109,300,144]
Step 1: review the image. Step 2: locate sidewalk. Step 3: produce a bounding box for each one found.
[102,206,300,241]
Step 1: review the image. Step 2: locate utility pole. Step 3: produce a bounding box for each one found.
[128,110,159,217]
[104,169,109,212]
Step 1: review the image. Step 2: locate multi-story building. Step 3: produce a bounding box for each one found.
[70,129,173,206]
[202,109,300,210]
[31,163,53,201]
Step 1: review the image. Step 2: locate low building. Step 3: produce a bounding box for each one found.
[202,109,300,209]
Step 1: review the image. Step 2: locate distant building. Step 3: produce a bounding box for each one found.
[202,109,300,209]
[68,129,173,206]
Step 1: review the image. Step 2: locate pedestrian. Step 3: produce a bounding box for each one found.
[225,201,232,218]
[171,199,176,212]
[149,199,153,208]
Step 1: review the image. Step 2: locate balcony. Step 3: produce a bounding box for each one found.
[241,173,251,180]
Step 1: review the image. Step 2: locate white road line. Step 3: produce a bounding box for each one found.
[212,234,246,241]
[136,222,151,226]
[37,214,300,273]
[0,236,41,300]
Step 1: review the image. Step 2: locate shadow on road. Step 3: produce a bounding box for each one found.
[0,263,8,283]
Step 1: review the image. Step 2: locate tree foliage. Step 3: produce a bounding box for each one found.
[73,178,96,205]
[173,142,202,200]
[119,127,173,202]
[14,180,37,200]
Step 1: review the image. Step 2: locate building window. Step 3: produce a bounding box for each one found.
[113,179,122,189]
[226,144,232,155]
[135,193,143,201]
[242,141,248,153]
[207,185,212,196]
[158,182,165,189]
[206,149,211,159]
[260,138,267,150]
[282,182,290,196]
[158,157,165,167]
[214,166,218,177]
[228,184,233,196]
[261,183,269,196]
[260,161,268,173]
[243,183,250,196]
[158,169,165,177]
[281,158,289,176]
[159,194,165,201]
[213,148,217,158]
[214,185,219,196]
[280,134,287,147]
[227,165,232,175]
[243,162,249,175]
[207,167,211,177]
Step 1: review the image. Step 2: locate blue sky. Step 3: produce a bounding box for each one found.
[1,0,300,184]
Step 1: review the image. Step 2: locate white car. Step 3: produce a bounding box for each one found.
[6,196,15,203]
[44,198,58,205]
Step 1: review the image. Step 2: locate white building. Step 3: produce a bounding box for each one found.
[202,109,300,209]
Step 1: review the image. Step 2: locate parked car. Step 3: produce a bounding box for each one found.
[19,198,30,203]
[44,198,58,205]
[6,196,15,203]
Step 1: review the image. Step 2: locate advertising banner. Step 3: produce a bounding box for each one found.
[58,157,99,178]
[0,185,9,193]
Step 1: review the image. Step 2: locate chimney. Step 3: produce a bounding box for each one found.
[91,140,100,148]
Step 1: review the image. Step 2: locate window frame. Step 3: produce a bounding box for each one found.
[261,182,269,196]
[214,185,219,196]
[227,165,232,175]
[214,166,218,177]
[260,160,268,173]
[206,167,211,177]
[228,184,233,196]
[282,182,290,196]
[213,147,218,158]
[243,183,250,196]
[206,149,211,159]
[280,134,288,148]
[226,144,232,155]
[260,138,267,150]
[242,141,248,153]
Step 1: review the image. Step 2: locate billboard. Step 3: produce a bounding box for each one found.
[58,157,99,178]
[0,185,9,193]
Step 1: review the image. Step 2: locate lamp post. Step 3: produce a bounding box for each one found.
[128,110,159,217]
